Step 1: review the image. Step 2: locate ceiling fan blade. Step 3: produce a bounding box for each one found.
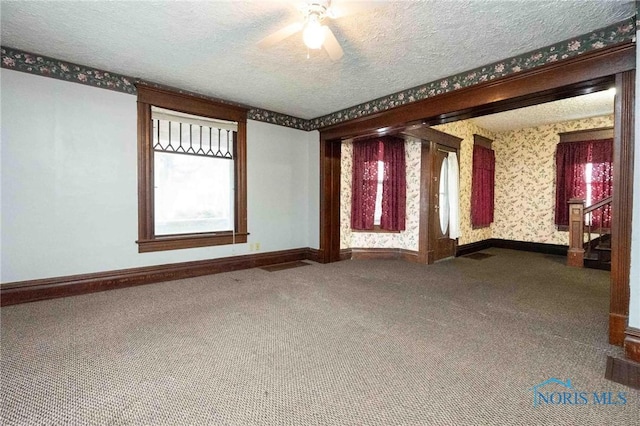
[258,22,303,48]
[322,26,344,61]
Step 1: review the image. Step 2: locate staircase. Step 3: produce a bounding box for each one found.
[567,196,612,270]
[584,233,611,271]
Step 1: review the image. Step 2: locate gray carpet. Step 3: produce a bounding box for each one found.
[1,248,638,425]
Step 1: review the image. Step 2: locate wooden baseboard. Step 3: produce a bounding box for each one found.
[456,238,568,257]
[456,239,493,256]
[605,356,640,390]
[1,248,317,306]
[491,239,568,256]
[624,327,640,363]
[609,313,628,346]
[306,248,321,263]
[349,248,419,262]
[339,248,352,261]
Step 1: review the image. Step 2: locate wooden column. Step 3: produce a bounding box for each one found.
[319,137,342,263]
[611,70,635,346]
[567,198,585,268]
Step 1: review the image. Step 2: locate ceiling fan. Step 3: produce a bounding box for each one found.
[258,1,352,61]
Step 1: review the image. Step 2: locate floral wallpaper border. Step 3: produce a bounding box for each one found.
[309,18,635,129]
[0,46,310,131]
[1,17,635,132]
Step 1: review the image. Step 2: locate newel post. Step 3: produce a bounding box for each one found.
[567,198,585,267]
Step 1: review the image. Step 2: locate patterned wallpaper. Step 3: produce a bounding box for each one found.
[340,115,614,251]
[432,122,497,245]
[340,119,496,250]
[340,139,421,250]
[492,115,614,245]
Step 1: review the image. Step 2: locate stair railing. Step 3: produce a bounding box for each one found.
[583,196,613,260]
[567,196,612,267]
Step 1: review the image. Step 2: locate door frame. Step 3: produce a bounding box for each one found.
[318,42,635,346]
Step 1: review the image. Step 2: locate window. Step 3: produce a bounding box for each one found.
[554,133,613,229]
[351,136,406,232]
[471,135,495,229]
[136,85,248,252]
[373,160,384,225]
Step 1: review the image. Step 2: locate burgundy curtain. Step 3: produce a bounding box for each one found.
[380,136,406,231]
[471,145,495,228]
[554,139,612,227]
[587,139,613,228]
[351,139,380,230]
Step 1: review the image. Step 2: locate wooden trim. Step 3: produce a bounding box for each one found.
[137,233,248,253]
[610,70,635,346]
[137,101,154,240]
[306,248,321,263]
[455,239,569,257]
[605,356,640,390]
[319,137,342,263]
[625,327,640,363]
[339,248,353,261]
[136,84,248,122]
[137,87,248,253]
[567,199,585,268]
[320,43,632,140]
[491,239,568,256]
[1,248,316,306]
[473,134,493,149]
[349,248,419,262]
[402,126,462,149]
[456,239,493,257]
[584,195,612,214]
[418,142,434,264]
[558,127,614,143]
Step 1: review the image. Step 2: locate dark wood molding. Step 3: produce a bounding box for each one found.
[418,142,434,264]
[610,70,634,346]
[136,86,248,253]
[136,84,248,122]
[347,248,420,262]
[319,43,632,140]
[473,134,494,149]
[306,248,321,263]
[402,126,462,149]
[456,239,494,257]
[136,233,249,253]
[491,239,568,256]
[339,248,353,261]
[558,127,614,143]
[625,327,640,363]
[319,137,342,263]
[1,248,317,306]
[455,239,568,257]
[605,356,640,390]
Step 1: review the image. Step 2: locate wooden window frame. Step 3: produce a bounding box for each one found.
[555,127,614,232]
[136,85,248,253]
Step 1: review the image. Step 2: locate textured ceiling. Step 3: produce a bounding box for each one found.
[0,1,634,119]
[469,89,616,133]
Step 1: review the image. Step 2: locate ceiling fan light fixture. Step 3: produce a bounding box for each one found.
[303,14,325,49]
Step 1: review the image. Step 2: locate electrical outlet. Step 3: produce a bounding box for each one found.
[249,243,255,251]
[255,242,261,251]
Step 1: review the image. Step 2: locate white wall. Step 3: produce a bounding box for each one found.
[1,70,319,282]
